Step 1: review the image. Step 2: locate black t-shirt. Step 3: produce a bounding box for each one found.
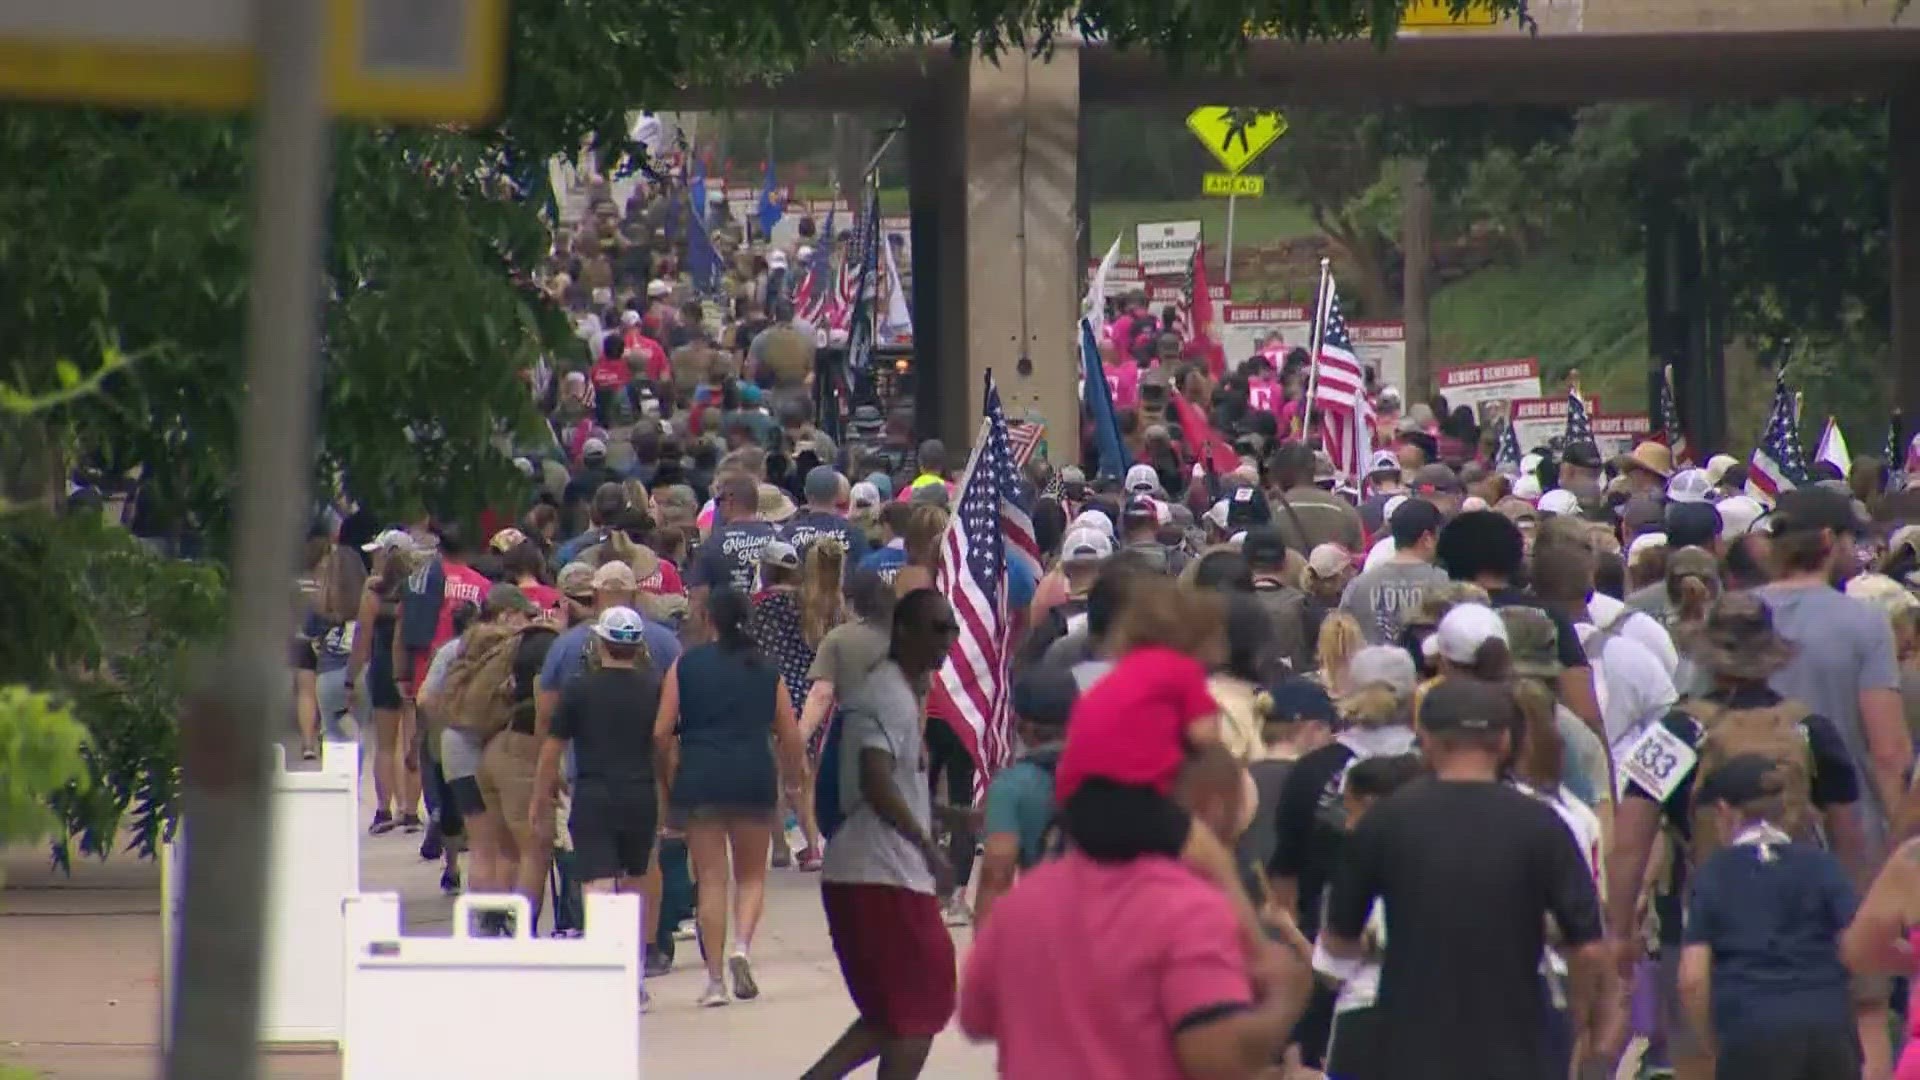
[1266,741,1358,937]
[1487,586,1589,670]
[1325,778,1603,1080]
[1624,684,1858,946]
[550,666,660,795]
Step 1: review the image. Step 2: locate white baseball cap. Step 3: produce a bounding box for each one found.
[1537,488,1580,516]
[1124,463,1163,495]
[361,528,413,554]
[1715,494,1766,540]
[1666,467,1715,504]
[593,606,646,645]
[1512,473,1543,501]
[1306,543,1350,580]
[1704,453,1740,486]
[767,249,788,269]
[1070,509,1115,537]
[1461,495,1489,513]
[1061,527,1115,563]
[620,309,641,327]
[850,481,881,509]
[582,437,608,458]
[1627,532,1670,564]
[1366,449,1401,476]
[646,279,672,298]
[1435,603,1508,665]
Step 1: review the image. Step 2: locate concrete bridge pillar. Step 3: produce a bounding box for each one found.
[907,46,1082,461]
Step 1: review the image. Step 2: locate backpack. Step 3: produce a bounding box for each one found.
[1252,581,1311,674]
[1023,750,1068,866]
[1020,598,1087,667]
[440,623,539,742]
[1677,697,1815,858]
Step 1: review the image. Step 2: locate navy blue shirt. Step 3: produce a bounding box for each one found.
[1684,839,1856,1041]
[779,509,870,570]
[691,520,778,594]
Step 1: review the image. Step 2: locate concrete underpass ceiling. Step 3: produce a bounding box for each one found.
[672,29,1920,111]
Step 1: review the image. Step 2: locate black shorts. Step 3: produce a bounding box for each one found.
[1714,1024,1860,1080]
[367,666,403,710]
[570,791,660,882]
[1325,1003,1383,1078]
[1061,779,1191,865]
[450,775,486,816]
[290,639,318,671]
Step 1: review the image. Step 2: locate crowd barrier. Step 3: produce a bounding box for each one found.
[162,740,360,1045]
[341,892,643,1080]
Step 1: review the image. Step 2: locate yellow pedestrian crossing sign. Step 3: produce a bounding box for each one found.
[1203,173,1264,197]
[1185,107,1287,175]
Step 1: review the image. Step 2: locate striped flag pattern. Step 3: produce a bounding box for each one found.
[1309,278,1368,482]
[1746,371,1808,503]
[794,208,837,325]
[929,375,1039,794]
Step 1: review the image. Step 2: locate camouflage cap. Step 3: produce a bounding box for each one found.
[1497,606,1562,679]
[1403,581,1490,630]
[557,561,597,600]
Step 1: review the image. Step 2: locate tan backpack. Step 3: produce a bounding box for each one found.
[440,623,539,742]
[1677,697,1814,857]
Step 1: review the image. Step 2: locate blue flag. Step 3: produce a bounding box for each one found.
[846,183,882,373]
[756,158,783,239]
[1079,319,1129,480]
[686,158,720,291]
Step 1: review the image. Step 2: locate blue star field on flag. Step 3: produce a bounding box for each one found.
[1748,371,1809,499]
[1564,387,1596,451]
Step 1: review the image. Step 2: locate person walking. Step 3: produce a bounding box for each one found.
[751,538,847,870]
[803,589,961,1080]
[347,530,414,833]
[654,587,808,1006]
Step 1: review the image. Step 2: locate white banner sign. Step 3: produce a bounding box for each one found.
[1509,394,1601,456]
[1438,359,1544,429]
[1594,414,1653,459]
[1135,219,1203,277]
[1351,322,1406,398]
[1219,304,1312,367]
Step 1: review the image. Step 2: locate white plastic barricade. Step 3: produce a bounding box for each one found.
[342,892,643,1080]
[162,740,360,1045]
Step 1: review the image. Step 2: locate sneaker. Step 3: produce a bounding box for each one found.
[439,867,461,895]
[673,920,697,942]
[638,985,652,1014]
[770,844,792,869]
[399,813,424,834]
[797,846,823,872]
[697,979,730,1008]
[419,821,443,861]
[942,896,973,927]
[644,948,673,978]
[728,952,759,1000]
[301,745,318,761]
[368,810,396,835]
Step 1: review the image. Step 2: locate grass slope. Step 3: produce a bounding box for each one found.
[1430,252,1648,410]
[1088,198,1318,258]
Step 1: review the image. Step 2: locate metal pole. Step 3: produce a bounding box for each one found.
[164,0,329,1074]
[1224,189,1237,287]
[1301,257,1332,442]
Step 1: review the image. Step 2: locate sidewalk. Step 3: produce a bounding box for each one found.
[1,812,995,1078]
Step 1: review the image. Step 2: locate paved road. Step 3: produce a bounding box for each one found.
[0,775,996,1078]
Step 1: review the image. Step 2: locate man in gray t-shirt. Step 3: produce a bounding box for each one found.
[1757,488,1905,855]
[1341,498,1449,645]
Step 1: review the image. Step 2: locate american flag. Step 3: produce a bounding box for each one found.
[1657,367,1691,465]
[1886,411,1905,492]
[1494,418,1522,475]
[930,375,1040,793]
[1746,371,1808,503]
[1564,386,1597,453]
[844,183,882,370]
[794,207,836,325]
[1007,420,1045,468]
[1308,277,1368,482]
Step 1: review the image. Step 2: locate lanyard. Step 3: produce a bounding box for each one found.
[1730,821,1792,862]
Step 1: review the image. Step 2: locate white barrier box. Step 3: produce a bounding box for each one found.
[342,892,643,1080]
[163,740,360,1045]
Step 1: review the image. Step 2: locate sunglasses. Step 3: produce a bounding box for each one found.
[925,619,960,635]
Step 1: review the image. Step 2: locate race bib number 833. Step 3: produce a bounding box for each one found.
[1617,723,1698,803]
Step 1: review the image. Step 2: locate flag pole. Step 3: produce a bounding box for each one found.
[1302,257,1332,443]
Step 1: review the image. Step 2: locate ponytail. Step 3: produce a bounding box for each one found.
[799,539,848,648]
[1674,573,1713,624]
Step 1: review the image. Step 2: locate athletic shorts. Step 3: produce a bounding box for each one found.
[570,790,660,882]
[449,776,487,816]
[290,639,318,671]
[822,883,955,1037]
[1716,1024,1860,1080]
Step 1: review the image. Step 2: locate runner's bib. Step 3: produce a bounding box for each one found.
[1617,722,1697,802]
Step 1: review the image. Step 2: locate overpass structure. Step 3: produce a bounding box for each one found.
[693,1,1920,460]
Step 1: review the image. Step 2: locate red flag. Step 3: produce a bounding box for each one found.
[1171,392,1240,477]
[1187,245,1225,380]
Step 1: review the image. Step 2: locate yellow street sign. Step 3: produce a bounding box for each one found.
[1202,173,1265,198]
[1185,107,1287,176]
[0,0,507,121]
[1400,0,1500,29]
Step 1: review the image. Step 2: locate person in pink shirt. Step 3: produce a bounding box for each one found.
[1108,349,1141,412]
[960,747,1311,1080]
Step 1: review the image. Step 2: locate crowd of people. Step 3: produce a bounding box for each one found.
[278,163,1920,1080]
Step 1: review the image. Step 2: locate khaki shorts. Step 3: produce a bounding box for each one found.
[478,730,544,851]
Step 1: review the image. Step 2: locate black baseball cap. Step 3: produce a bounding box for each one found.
[1665,501,1723,549]
[1416,676,1514,735]
[1410,464,1463,496]
[1771,486,1866,536]
[1241,526,1288,569]
[1012,665,1079,729]
[1562,442,1604,470]
[1226,486,1272,530]
[1267,678,1336,724]
[1695,753,1786,808]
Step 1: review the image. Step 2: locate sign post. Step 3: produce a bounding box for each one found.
[0,5,506,1078]
[1185,107,1287,292]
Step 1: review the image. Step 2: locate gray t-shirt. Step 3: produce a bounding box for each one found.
[1340,559,1450,645]
[1758,582,1902,842]
[1624,581,1671,624]
[822,660,936,894]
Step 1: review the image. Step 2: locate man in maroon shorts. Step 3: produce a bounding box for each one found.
[803,588,960,1080]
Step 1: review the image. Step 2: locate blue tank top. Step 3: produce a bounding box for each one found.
[669,643,781,811]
